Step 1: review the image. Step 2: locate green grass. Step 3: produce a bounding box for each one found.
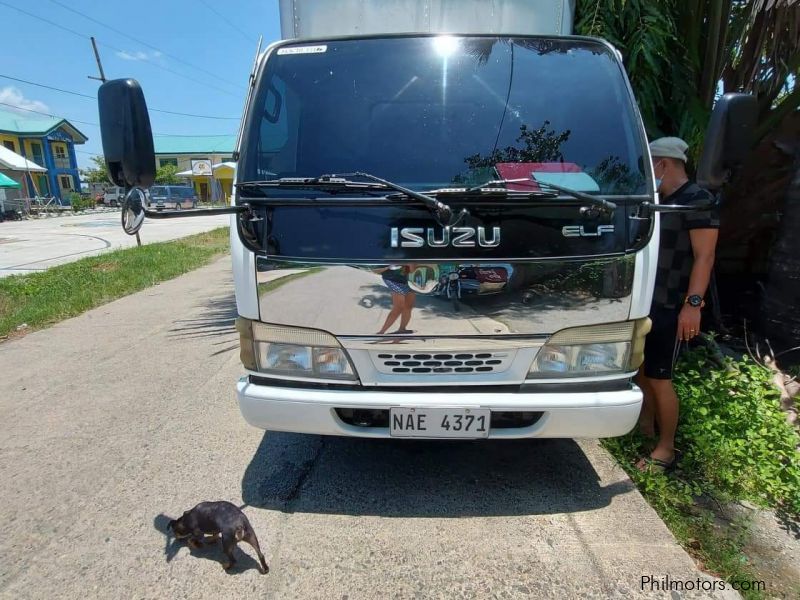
[605,346,800,599]
[0,227,230,339]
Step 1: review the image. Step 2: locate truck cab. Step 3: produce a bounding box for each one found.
[97,0,753,440]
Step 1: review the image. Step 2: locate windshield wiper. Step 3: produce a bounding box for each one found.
[237,177,390,194]
[238,173,456,226]
[334,172,455,225]
[467,178,617,214]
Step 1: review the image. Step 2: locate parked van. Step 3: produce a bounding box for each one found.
[102,186,125,207]
[148,185,197,210]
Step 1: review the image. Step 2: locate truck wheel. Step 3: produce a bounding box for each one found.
[174,203,182,211]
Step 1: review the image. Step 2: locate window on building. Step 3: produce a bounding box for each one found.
[3,140,16,152]
[54,144,68,159]
[30,142,44,165]
[59,175,73,190]
[159,158,178,167]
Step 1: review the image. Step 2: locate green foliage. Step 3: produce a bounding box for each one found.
[80,155,110,184]
[155,163,182,184]
[68,192,92,212]
[0,227,230,339]
[576,0,679,138]
[604,346,800,595]
[575,0,800,152]
[673,347,800,515]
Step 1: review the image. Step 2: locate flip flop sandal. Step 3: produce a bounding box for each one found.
[636,450,682,474]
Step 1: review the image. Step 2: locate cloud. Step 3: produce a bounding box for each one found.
[0,86,50,114]
[116,49,162,61]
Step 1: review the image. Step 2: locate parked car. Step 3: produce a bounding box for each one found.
[102,186,125,207]
[148,185,197,210]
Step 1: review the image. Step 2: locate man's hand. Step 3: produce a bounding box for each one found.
[677,305,701,341]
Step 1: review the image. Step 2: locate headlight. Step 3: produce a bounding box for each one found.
[530,342,630,376]
[237,319,357,381]
[529,320,649,377]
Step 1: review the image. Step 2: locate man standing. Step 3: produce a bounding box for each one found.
[637,137,719,472]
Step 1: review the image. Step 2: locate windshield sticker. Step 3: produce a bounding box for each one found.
[277,45,327,55]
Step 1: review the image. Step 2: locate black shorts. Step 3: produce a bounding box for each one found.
[643,306,681,380]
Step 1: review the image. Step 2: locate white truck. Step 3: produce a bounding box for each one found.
[98,0,754,440]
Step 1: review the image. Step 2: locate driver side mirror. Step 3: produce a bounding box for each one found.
[98,78,156,189]
[696,93,757,191]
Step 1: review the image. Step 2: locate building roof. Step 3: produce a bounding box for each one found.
[153,135,237,155]
[0,145,47,172]
[0,109,88,143]
[0,172,22,188]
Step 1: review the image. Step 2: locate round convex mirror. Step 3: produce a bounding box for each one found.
[121,187,146,235]
[407,264,440,294]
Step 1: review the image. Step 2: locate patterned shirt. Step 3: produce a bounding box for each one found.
[651,182,719,310]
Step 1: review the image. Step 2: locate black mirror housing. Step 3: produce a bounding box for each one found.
[98,79,156,189]
[697,93,758,191]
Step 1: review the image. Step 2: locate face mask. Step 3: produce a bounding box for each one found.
[653,161,663,191]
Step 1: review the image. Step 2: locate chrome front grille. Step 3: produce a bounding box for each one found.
[372,351,513,375]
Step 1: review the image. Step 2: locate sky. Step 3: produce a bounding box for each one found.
[0,0,282,169]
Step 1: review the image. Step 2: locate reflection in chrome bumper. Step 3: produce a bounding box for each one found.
[256,255,635,337]
[236,377,642,439]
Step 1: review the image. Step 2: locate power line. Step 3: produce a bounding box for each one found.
[0,74,241,120]
[0,0,86,39]
[46,0,245,90]
[0,1,244,99]
[0,102,236,138]
[198,0,259,44]
[0,74,93,100]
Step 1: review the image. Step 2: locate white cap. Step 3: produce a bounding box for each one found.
[649,137,689,162]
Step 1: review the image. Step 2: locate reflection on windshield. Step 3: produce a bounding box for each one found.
[243,36,647,195]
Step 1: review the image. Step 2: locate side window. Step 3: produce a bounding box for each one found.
[3,140,16,152]
[259,76,290,152]
[159,158,178,167]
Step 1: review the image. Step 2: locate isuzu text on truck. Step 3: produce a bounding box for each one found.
[98,0,754,440]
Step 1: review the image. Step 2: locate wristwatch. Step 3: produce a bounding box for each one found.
[685,294,705,308]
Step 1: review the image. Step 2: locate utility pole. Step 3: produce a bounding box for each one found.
[88,38,142,247]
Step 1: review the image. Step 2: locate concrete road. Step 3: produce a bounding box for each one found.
[0,211,229,277]
[0,258,733,599]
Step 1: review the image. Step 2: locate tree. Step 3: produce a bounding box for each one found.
[81,155,110,184]
[155,163,182,184]
[575,0,799,152]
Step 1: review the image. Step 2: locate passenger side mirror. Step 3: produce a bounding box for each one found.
[696,93,757,191]
[98,78,156,189]
[121,188,146,235]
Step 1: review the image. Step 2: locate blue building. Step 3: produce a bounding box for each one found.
[0,109,88,202]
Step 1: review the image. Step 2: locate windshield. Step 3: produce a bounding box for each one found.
[240,36,648,196]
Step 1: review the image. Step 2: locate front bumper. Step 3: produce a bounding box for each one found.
[236,378,642,439]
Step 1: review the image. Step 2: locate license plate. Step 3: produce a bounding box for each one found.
[389,407,490,438]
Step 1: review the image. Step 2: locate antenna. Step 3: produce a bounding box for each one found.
[87,37,107,83]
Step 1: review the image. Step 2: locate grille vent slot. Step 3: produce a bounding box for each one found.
[373,351,512,375]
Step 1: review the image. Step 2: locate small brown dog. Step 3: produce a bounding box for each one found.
[168,501,268,574]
